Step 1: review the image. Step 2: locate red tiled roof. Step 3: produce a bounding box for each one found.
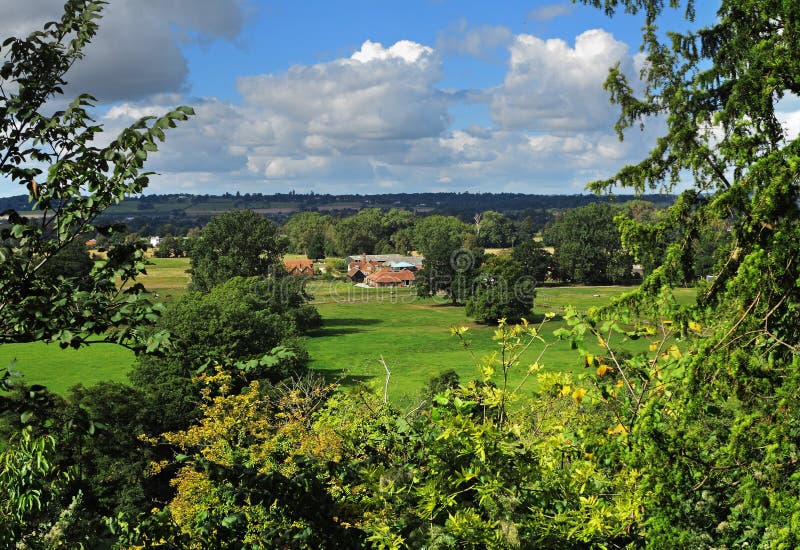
[285,260,314,275]
[395,268,415,281]
[285,260,313,269]
[366,268,415,283]
[348,261,382,273]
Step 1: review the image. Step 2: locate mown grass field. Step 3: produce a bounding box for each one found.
[0,343,134,396]
[1,257,694,401]
[304,281,693,407]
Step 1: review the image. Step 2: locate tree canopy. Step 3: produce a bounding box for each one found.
[465,255,536,324]
[0,1,192,350]
[542,203,634,284]
[189,209,287,292]
[578,0,800,545]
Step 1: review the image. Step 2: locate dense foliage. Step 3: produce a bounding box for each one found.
[465,255,536,324]
[542,203,635,284]
[0,0,192,543]
[414,215,484,304]
[578,0,800,546]
[188,209,287,292]
[5,0,800,548]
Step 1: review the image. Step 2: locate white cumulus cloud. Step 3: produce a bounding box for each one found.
[490,29,636,133]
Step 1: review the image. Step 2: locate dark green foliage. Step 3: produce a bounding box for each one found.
[61,383,157,524]
[188,210,287,292]
[130,276,315,431]
[414,215,483,304]
[466,255,536,324]
[282,210,332,256]
[579,0,800,546]
[152,235,188,258]
[37,238,95,284]
[332,207,384,255]
[511,238,552,283]
[161,277,307,366]
[0,380,160,543]
[477,210,514,247]
[128,354,202,433]
[542,202,634,284]
[306,235,326,260]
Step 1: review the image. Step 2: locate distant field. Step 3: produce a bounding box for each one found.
[0,342,134,395]
[2,259,694,400]
[137,257,192,289]
[304,281,660,408]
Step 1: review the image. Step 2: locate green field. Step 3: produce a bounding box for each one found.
[304,281,669,406]
[1,258,694,400]
[0,342,134,395]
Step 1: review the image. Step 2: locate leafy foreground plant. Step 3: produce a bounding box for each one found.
[0,0,192,544]
[576,0,800,546]
[121,319,643,549]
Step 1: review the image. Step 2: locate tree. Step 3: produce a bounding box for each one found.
[153,235,188,258]
[129,276,315,432]
[188,210,287,292]
[0,1,193,350]
[542,203,634,284]
[0,1,191,544]
[413,215,482,304]
[37,238,95,285]
[478,210,514,248]
[332,207,384,255]
[282,211,332,257]
[580,0,800,545]
[510,238,552,283]
[465,255,536,324]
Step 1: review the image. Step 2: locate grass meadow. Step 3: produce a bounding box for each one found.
[1,257,694,402]
[304,281,691,407]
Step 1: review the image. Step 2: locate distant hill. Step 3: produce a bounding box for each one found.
[99,191,675,219]
[1,192,676,232]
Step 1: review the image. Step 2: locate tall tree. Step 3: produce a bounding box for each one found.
[465,255,536,324]
[510,238,552,284]
[0,1,191,544]
[282,211,332,257]
[332,207,384,255]
[581,0,800,545]
[542,203,633,284]
[188,209,287,292]
[414,215,482,304]
[0,1,192,350]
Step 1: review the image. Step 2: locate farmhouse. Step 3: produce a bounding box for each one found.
[365,268,415,288]
[344,254,424,269]
[284,259,314,276]
[346,259,383,274]
[347,268,366,284]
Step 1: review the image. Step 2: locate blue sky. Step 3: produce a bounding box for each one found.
[5,0,784,197]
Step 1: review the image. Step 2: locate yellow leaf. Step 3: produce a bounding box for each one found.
[527,362,543,374]
[608,423,628,435]
[572,388,587,403]
[560,385,571,397]
[649,343,658,352]
[688,321,702,333]
[596,364,612,377]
